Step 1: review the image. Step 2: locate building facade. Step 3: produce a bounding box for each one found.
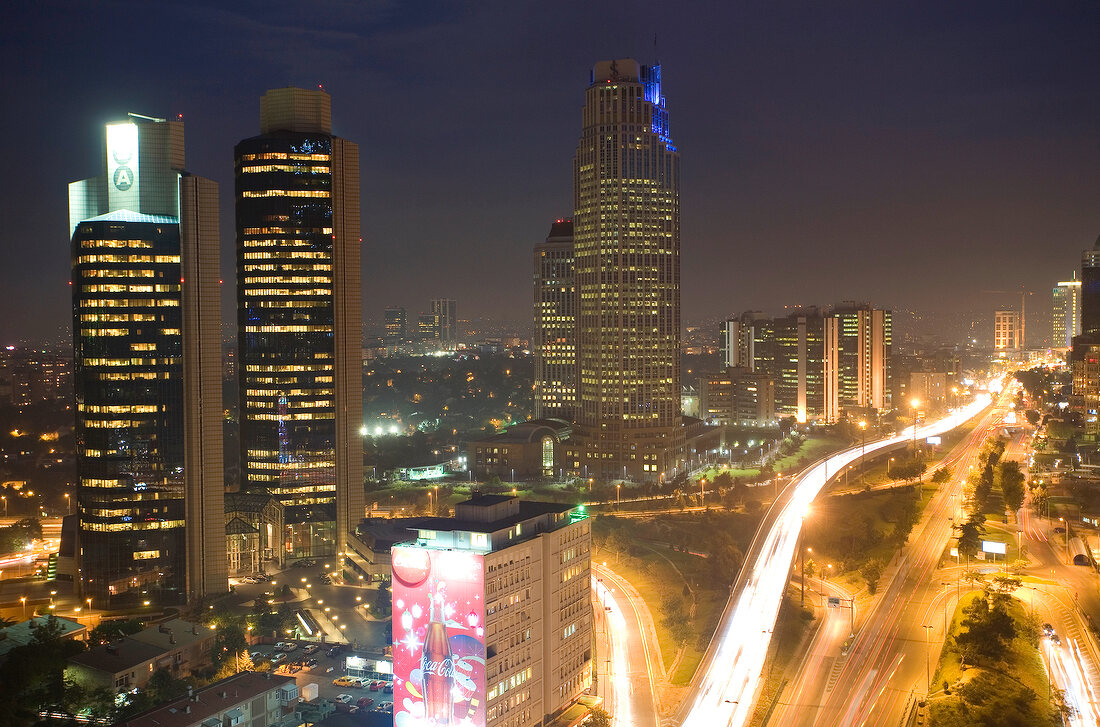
[431,298,458,347]
[114,671,298,727]
[772,309,826,422]
[390,496,592,727]
[1053,276,1081,349]
[533,219,576,419]
[235,87,364,562]
[68,114,225,606]
[699,368,775,426]
[824,304,891,421]
[572,59,682,481]
[994,310,1021,351]
[384,306,407,346]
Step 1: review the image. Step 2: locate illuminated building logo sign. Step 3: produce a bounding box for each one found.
[392,545,486,727]
[106,122,139,209]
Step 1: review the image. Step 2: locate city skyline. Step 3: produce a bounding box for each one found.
[2,2,1099,345]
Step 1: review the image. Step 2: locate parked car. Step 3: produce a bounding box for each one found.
[383,682,393,694]
[357,697,375,708]
[370,679,387,691]
[249,651,266,663]
[270,653,286,664]
[377,702,393,713]
[335,694,353,704]
[333,676,358,688]
[302,644,319,655]
[274,641,298,653]
[326,645,343,657]
[305,658,318,668]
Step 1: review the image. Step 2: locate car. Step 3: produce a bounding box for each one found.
[383,682,393,694]
[305,658,318,668]
[249,651,266,663]
[335,694,353,704]
[270,653,286,664]
[326,645,343,657]
[1043,623,1055,635]
[333,676,358,687]
[273,641,292,652]
[357,697,375,708]
[369,680,384,691]
[377,702,393,712]
[302,644,319,655]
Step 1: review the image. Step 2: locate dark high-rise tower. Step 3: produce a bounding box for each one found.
[533,219,575,419]
[572,59,682,481]
[68,114,225,606]
[1081,237,1100,336]
[235,88,363,561]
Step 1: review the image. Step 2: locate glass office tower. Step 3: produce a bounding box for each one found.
[572,59,682,482]
[69,115,225,606]
[235,88,363,561]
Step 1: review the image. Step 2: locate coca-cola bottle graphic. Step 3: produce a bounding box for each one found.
[421,582,454,725]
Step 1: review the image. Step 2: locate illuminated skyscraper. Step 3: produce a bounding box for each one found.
[68,114,225,606]
[384,306,407,346]
[994,310,1021,351]
[235,88,363,561]
[430,298,458,347]
[572,59,682,481]
[1053,275,1081,348]
[824,303,892,421]
[533,219,575,419]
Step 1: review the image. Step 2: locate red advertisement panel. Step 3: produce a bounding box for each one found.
[392,545,486,727]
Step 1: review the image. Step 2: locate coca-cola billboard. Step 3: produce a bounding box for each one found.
[392,545,486,727]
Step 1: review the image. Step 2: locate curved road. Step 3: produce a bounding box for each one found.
[676,391,995,727]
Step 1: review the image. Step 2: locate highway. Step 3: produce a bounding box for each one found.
[677,390,994,727]
[593,562,661,727]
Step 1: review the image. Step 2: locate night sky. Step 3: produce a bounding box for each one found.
[2,1,1098,345]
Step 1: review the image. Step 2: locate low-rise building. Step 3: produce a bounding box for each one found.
[66,618,216,692]
[0,615,85,663]
[699,367,776,426]
[115,671,299,727]
[467,419,572,479]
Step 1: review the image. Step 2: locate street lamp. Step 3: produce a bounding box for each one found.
[20,596,26,618]
[858,421,867,485]
[910,398,921,449]
[616,483,621,507]
[2,495,6,516]
[64,493,71,514]
[923,624,934,694]
[700,477,706,508]
[801,547,812,606]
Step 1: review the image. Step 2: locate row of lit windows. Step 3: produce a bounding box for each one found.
[83,357,179,366]
[81,269,156,278]
[80,404,159,414]
[242,288,332,297]
[80,313,157,322]
[239,152,330,162]
[249,460,336,470]
[239,164,329,174]
[242,251,328,259]
[80,299,178,308]
[242,263,332,272]
[246,399,333,409]
[241,190,331,198]
[94,372,168,381]
[77,254,179,263]
[487,667,533,702]
[245,388,333,397]
[243,325,333,333]
[80,239,153,249]
[81,284,178,293]
[245,364,332,372]
[81,519,184,532]
[243,277,332,285]
[248,412,334,421]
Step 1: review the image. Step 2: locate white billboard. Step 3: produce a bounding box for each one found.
[106,122,139,211]
[982,540,1007,555]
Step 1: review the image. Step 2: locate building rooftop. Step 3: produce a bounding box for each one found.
[117,670,295,727]
[128,618,212,651]
[68,637,165,674]
[0,615,85,658]
[412,499,574,535]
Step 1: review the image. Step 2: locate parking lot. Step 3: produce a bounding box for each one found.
[248,639,394,724]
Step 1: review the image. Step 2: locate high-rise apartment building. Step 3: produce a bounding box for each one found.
[572,59,682,481]
[68,114,225,605]
[772,309,826,422]
[720,312,775,372]
[235,87,363,561]
[1081,239,1100,336]
[994,310,1021,351]
[430,298,458,347]
[824,304,891,421]
[1053,276,1081,349]
[390,496,592,727]
[699,368,775,426]
[384,306,407,346]
[417,312,439,343]
[533,219,576,419]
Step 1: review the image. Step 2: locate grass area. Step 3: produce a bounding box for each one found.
[593,510,763,685]
[803,484,920,577]
[929,590,1053,725]
[773,435,848,473]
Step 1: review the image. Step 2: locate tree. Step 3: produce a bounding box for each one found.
[586,706,612,727]
[956,519,983,560]
[373,579,392,617]
[860,558,884,594]
[709,532,744,587]
[931,467,952,485]
[211,623,248,670]
[88,618,144,645]
[996,461,1026,517]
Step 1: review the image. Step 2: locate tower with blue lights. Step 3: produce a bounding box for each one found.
[234,88,364,564]
[572,59,683,482]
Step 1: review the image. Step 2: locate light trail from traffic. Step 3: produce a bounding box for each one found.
[1044,636,1100,727]
[594,575,635,727]
[680,393,993,727]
